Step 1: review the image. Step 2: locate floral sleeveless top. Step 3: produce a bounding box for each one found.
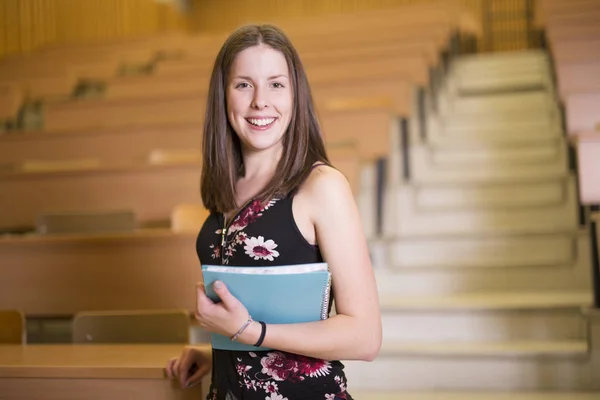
[196,195,353,400]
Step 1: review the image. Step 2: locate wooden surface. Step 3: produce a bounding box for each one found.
[0,344,209,400]
[574,134,600,205]
[0,229,201,316]
[0,161,202,230]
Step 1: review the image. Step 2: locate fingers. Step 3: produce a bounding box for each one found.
[196,283,214,320]
[212,280,237,309]
[177,349,195,388]
[184,362,211,388]
[165,357,177,380]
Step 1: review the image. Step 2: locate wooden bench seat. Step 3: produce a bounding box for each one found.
[0,147,362,316]
[0,123,203,166]
[105,39,439,101]
[0,228,200,316]
[565,92,600,135]
[551,39,600,64]
[0,0,477,101]
[535,0,600,26]
[556,62,600,96]
[0,161,203,230]
[572,131,600,205]
[321,106,399,162]
[547,25,600,43]
[0,137,364,230]
[2,83,406,173]
[544,10,600,28]
[313,79,413,116]
[244,0,480,45]
[43,94,205,132]
[0,83,22,121]
[44,53,427,133]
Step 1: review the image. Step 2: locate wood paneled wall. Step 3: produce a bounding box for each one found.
[0,0,542,58]
[190,0,482,33]
[189,0,535,52]
[0,0,187,58]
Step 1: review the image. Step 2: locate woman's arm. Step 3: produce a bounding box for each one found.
[223,166,383,361]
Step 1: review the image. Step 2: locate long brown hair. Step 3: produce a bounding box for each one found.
[200,24,330,213]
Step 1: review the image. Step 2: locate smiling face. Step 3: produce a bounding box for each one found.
[226,43,293,156]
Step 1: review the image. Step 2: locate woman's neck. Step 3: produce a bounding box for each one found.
[240,145,281,182]
[234,145,282,206]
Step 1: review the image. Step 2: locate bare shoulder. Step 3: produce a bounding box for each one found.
[300,164,353,203]
[295,163,358,230]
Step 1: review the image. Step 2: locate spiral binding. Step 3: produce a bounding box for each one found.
[320,271,332,320]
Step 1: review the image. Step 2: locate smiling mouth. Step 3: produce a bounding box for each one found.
[246,117,277,127]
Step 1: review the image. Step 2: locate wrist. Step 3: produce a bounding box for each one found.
[238,320,262,345]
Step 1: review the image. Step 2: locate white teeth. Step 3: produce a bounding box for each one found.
[248,118,275,127]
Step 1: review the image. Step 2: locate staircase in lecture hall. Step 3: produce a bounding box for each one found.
[349,49,599,398]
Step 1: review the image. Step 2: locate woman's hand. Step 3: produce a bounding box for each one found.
[165,346,211,388]
[196,280,255,342]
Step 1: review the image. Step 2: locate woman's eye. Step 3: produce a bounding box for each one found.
[272,82,284,88]
[236,82,251,89]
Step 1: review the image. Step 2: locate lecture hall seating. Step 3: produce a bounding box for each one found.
[0,0,481,320]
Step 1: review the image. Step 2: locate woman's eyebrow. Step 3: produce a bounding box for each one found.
[233,74,289,80]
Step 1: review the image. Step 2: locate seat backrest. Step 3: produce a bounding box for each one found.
[0,309,26,344]
[36,209,136,235]
[72,309,190,344]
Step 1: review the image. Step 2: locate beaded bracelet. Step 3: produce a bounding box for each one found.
[230,315,253,342]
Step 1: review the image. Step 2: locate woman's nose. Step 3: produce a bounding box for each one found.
[251,88,268,109]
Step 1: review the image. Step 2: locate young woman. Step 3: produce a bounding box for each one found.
[166,24,382,400]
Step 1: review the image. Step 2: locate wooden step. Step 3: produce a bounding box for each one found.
[344,337,591,390]
[411,177,569,210]
[379,291,592,312]
[383,180,578,237]
[383,231,579,269]
[373,230,591,296]
[439,90,555,116]
[410,144,568,185]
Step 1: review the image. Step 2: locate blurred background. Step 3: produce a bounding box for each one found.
[0,1,599,399]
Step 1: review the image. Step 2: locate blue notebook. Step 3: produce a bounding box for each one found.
[201,262,332,351]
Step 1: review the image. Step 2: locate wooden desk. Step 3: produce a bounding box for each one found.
[0,229,201,316]
[0,344,209,400]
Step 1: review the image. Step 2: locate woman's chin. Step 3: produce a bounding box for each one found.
[242,138,284,155]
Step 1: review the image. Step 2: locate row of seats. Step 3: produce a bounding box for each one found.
[0,309,191,344]
[0,1,482,328]
[536,0,600,206]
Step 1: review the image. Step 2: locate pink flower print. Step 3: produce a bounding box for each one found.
[236,232,248,245]
[325,395,336,400]
[210,244,220,259]
[244,236,280,261]
[263,381,279,393]
[265,394,288,400]
[228,200,263,233]
[236,362,251,376]
[260,352,300,382]
[296,356,332,378]
[263,199,277,210]
[243,378,259,390]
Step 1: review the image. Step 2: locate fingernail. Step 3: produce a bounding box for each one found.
[213,281,223,289]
